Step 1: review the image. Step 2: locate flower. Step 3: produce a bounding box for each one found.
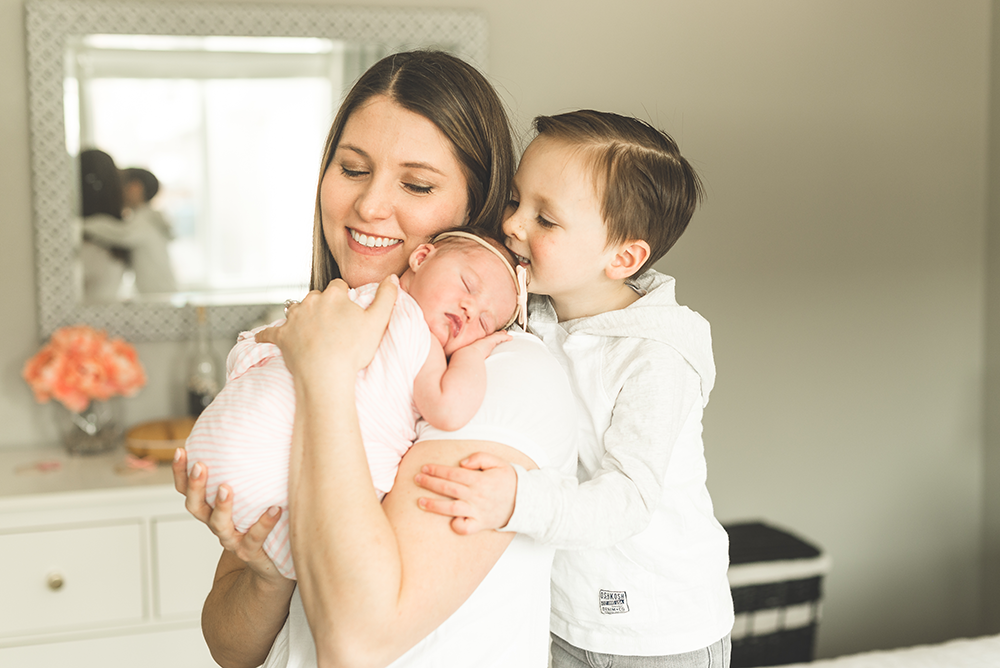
[22,325,147,413]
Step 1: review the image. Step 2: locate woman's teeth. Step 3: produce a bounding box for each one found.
[351,229,402,248]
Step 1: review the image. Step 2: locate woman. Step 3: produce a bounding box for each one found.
[173,50,577,668]
[78,148,128,301]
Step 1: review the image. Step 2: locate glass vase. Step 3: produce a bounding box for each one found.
[58,399,123,455]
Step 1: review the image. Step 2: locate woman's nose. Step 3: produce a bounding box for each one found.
[356,178,393,221]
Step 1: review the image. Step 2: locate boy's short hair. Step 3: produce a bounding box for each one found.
[121,167,160,202]
[533,110,703,274]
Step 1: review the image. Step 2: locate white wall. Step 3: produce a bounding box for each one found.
[1,0,994,659]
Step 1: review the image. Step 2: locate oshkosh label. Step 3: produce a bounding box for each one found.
[599,589,629,614]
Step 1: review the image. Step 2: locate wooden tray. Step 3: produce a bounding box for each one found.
[126,416,196,462]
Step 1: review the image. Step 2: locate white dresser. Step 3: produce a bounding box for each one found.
[0,446,222,667]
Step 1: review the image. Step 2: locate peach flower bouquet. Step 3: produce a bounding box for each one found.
[23,324,146,413]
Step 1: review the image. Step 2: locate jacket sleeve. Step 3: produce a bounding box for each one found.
[504,341,703,549]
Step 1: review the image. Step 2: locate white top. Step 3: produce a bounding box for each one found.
[507,270,734,656]
[82,205,177,294]
[261,332,578,668]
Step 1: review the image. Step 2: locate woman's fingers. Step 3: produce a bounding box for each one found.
[183,461,213,524]
[172,448,189,494]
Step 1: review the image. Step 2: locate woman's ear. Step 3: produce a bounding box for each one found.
[605,240,651,280]
[409,243,435,271]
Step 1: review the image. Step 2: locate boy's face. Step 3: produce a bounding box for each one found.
[502,136,619,305]
[401,244,516,356]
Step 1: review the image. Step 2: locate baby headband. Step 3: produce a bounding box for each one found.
[431,230,528,330]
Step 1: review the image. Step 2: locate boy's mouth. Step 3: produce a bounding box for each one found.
[511,251,530,267]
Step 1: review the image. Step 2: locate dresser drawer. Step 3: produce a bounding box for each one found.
[0,521,144,637]
[151,516,222,618]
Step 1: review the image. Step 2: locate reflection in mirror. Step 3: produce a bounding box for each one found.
[25,0,488,340]
[67,34,385,303]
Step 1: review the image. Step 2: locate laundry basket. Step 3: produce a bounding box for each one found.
[725,522,831,667]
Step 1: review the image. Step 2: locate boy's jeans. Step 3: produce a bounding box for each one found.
[550,633,731,668]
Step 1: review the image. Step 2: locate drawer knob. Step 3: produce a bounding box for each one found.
[47,573,64,591]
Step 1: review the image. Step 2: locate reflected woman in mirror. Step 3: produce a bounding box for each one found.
[173,50,577,668]
[78,148,128,301]
[82,166,178,295]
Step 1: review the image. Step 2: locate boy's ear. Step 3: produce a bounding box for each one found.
[605,240,651,280]
[409,243,435,271]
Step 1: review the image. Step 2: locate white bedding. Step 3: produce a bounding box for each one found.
[769,635,1000,667]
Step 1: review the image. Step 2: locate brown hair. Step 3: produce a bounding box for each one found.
[533,110,703,274]
[310,50,515,290]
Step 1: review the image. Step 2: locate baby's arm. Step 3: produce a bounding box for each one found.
[413,331,511,432]
[418,345,702,548]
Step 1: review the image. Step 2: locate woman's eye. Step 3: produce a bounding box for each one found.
[404,183,433,195]
[340,166,368,178]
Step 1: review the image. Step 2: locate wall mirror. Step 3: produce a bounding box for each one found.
[25,0,488,341]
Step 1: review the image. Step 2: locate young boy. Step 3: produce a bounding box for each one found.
[415,111,733,666]
[184,228,525,579]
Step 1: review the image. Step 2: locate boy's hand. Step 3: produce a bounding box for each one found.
[414,452,517,535]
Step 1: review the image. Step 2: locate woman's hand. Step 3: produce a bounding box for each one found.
[255,274,398,382]
[172,448,287,582]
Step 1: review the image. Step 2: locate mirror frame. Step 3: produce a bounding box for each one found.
[25,0,488,341]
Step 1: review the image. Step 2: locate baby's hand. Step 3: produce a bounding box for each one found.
[414,452,517,535]
[451,330,512,363]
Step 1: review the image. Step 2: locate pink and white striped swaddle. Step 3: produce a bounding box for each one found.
[185,284,431,579]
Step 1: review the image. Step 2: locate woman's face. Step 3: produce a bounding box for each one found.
[321,95,471,288]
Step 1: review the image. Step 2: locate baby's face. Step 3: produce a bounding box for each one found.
[402,244,517,356]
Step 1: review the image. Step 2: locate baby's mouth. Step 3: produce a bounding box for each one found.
[446,313,462,338]
[349,228,403,249]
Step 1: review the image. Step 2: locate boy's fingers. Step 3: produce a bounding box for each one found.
[414,473,467,500]
[418,463,476,484]
[451,517,481,535]
[417,497,470,518]
[459,452,506,471]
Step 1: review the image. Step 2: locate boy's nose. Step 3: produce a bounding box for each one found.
[502,214,526,240]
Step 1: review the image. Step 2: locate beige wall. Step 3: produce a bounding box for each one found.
[1,0,995,659]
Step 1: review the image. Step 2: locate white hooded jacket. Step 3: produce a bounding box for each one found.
[506,269,734,656]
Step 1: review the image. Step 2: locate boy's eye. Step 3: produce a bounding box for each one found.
[507,198,520,210]
[537,216,556,229]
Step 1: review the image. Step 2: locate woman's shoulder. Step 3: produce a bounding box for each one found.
[417,332,577,472]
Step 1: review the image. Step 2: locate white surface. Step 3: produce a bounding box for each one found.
[0,445,222,666]
[772,634,1000,667]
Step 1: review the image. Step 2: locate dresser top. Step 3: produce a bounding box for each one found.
[0,445,175,500]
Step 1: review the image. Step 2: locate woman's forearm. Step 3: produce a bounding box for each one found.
[289,367,409,667]
[202,550,295,668]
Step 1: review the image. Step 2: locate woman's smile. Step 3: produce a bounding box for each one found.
[348,228,403,250]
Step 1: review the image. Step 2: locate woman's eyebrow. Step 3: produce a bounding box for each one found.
[402,161,445,175]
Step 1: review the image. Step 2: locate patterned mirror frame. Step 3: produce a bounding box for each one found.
[25,0,488,341]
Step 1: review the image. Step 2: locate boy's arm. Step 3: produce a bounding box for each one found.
[412,331,510,431]
[419,344,702,549]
